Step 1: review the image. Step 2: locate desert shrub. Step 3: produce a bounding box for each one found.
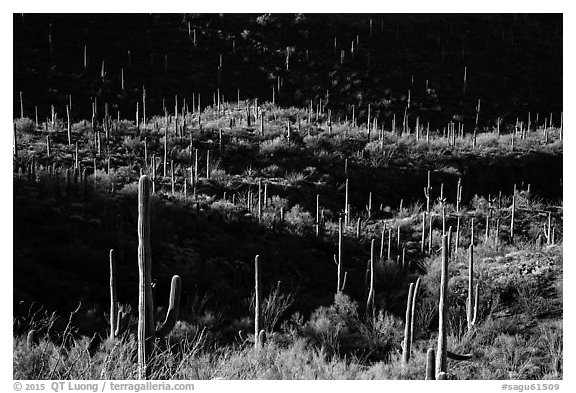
[284,171,306,185]
[304,292,358,357]
[15,117,37,133]
[261,164,283,177]
[111,166,139,189]
[303,134,332,151]
[209,168,230,185]
[261,282,295,332]
[121,136,142,153]
[304,293,402,362]
[71,121,92,136]
[364,140,382,155]
[259,137,297,156]
[268,195,289,211]
[284,204,314,235]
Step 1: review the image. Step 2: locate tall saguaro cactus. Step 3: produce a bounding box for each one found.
[137,175,182,379]
[344,179,349,226]
[424,170,432,212]
[467,244,479,331]
[13,123,18,160]
[510,194,516,241]
[436,234,449,377]
[334,217,346,293]
[138,175,155,379]
[366,239,375,315]
[109,249,118,339]
[402,282,415,365]
[254,255,261,348]
[410,277,421,346]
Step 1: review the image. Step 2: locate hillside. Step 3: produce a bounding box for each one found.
[13,13,563,380]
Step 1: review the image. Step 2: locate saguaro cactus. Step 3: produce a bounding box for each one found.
[421,212,426,253]
[137,175,155,379]
[402,282,415,365]
[137,175,182,379]
[436,235,449,376]
[156,275,182,338]
[456,178,462,212]
[27,330,39,348]
[334,218,346,293]
[344,179,349,226]
[410,277,421,346]
[109,249,118,339]
[366,239,375,315]
[258,329,266,347]
[426,348,436,380]
[510,194,516,241]
[467,244,479,331]
[424,170,432,212]
[316,194,321,237]
[258,179,262,223]
[254,255,261,348]
[13,123,18,159]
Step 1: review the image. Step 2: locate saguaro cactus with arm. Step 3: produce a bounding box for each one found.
[137,175,182,379]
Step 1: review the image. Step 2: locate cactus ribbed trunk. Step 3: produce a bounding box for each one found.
[67,105,72,146]
[380,225,385,260]
[254,255,261,348]
[428,212,433,253]
[426,348,436,380]
[137,175,154,380]
[13,123,18,159]
[436,234,449,377]
[344,179,349,227]
[163,124,168,178]
[109,249,117,339]
[258,179,262,222]
[410,277,421,346]
[316,194,320,237]
[421,212,426,253]
[511,194,515,241]
[366,239,375,315]
[402,282,415,365]
[206,150,210,179]
[455,216,460,253]
[337,217,344,292]
[387,227,392,260]
[467,244,474,330]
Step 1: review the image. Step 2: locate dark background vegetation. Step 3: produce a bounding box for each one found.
[14,13,562,127]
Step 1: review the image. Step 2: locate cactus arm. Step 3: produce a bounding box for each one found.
[114,309,129,337]
[156,275,182,338]
[27,330,39,348]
